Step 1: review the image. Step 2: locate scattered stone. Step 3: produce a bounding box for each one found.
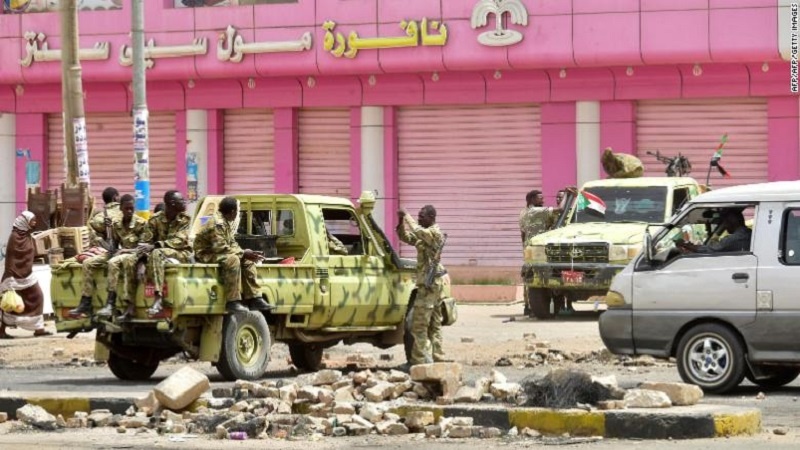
[424,424,442,438]
[134,391,160,412]
[494,357,512,367]
[405,411,434,431]
[481,427,503,438]
[624,389,672,408]
[364,382,395,402]
[454,386,481,403]
[376,421,409,435]
[388,370,410,383]
[352,371,370,385]
[88,410,115,427]
[756,392,766,400]
[230,401,249,412]
[17,405,58,431]
[507,426,519,436]
[208,398,235,409]
[435,396,454,405]
[449,425,474,438]
[461,337,474,343]
[639,382,703,406]
[0,412,7,423]
[597,400,626,410]
[119,416,150,429]
[52,348,64,357]
[333,402,355,415]
[212,388,233,398]
[624,355,657,367]
[359,404,384,423]
[343,422,372,436]
[154,366,210,411]
[403,392,419,401]
[55,414,66,428]
[489,382,521,401]
[297,386,322,402]
[312,370,343,386]
[334,386,356,403]
[773,427,788,436]
[332,426,347,437]
[117,426,126,434]
[523,333,537,340]
[279,385,297,404]
[490,370,507,384]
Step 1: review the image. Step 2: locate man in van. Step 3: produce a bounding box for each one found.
[677,209,752,253]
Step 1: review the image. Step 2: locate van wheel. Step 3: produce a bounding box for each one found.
[745,366,800,389]
[288,343,324,372]
[677,323,745,394]
[216,311,271,381]
[108,353,159,381]
[529,288,555,319]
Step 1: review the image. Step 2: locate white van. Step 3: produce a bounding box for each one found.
[599,181,800,394]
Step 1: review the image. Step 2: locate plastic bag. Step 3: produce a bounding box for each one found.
[0,290,24,314]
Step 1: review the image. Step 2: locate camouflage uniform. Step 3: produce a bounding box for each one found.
[140,211,193,297]
[80,203,122,297]
[397,214,446,365]
[519,206,557,243]
[194,211,261,302]
[106,215,148,303]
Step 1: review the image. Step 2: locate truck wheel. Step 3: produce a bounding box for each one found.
[745,366,800,389]
[288,343,324,371]
[216,311,271,381]
[529,288,554,319]
[108,353,159,381]
[677,323,745,394]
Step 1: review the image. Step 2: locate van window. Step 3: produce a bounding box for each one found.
[654,205,755,256]
[782,209,800,265]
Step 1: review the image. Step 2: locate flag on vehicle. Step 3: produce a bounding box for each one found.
[577,191,606,215]
[710,133,731,179]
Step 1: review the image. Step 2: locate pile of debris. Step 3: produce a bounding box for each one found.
[4,364,704,440]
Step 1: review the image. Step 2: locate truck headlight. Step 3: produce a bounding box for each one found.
[609,245,641,262]
[524,245,546,263]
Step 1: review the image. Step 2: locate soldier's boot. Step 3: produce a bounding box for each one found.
[245,297,270,311]
[68,296,94,319]
[226,300,249,314]
[146,296,171,319]
[95,292,117,318]
[117,302,136,322]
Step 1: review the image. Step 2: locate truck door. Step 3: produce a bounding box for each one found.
[322,208,385,327]
[631,205,757,354]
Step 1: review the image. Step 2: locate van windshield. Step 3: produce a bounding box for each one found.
[572,186,669,224]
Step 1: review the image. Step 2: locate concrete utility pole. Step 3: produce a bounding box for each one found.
[60,0,90,188]
[132,0,150,218]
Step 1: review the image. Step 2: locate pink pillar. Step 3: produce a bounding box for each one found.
[383,106,399,248]
[273,108,298,193]
[350,107,362,202]
[15,113,47,214]
[767,97,800,181]
[541,103,577,199]
[600,101,636,154]
[175,111,187,197]
[206,110,224,194]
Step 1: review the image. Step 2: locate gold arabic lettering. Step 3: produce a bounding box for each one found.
[322,18,448,59]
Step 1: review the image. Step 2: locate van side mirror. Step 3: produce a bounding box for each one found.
[643,231,654,262]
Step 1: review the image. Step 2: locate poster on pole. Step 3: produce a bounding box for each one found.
[133,108,150,213]
[73,117,91,184]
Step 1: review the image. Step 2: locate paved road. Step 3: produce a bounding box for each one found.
[1,304,799,431]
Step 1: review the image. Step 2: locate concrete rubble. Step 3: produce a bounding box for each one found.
[4,362,715,440]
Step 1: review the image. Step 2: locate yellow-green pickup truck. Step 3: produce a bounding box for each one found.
[51,192,452,380]
[521,177,702,319]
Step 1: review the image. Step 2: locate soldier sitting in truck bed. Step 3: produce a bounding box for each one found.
[193,196,270,313]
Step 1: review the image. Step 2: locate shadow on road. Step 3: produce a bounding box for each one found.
[490,311,603,322]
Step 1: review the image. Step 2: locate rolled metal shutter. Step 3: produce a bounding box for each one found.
[48,112,176,208]
[636,98,768,188]
[398,104,542,267]
[223,109,275,193]
[298,108,351,197]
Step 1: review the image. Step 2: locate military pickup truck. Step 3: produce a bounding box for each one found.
[51,192,450,381]
[521,177,702,319]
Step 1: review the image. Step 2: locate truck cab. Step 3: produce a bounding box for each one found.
[522,177,701,319]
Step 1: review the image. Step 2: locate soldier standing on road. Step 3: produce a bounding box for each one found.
[137,190,193,319]
[397,205,447,367]
[193,196,270,313]
[519,188,575,316]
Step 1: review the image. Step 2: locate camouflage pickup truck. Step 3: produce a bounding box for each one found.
[52,192,449,381]
[522,177,702,319]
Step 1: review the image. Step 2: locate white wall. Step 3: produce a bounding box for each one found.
[186,110,208,217]
[0,113,16,264]
[576,101,601,186]
[360,106,385,229]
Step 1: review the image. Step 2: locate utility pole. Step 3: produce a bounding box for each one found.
[132,0,150,218]
[60,0,89,188]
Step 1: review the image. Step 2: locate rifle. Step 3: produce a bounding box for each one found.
[424,233,447,288]
[646,150,692,177]
[100,207,117,255]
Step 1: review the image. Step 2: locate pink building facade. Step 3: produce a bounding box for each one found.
[0,0,798,272]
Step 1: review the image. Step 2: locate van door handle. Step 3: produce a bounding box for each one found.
[732,273,749,281]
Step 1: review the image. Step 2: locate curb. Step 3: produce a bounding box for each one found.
[391,404,761,440]
[0,395,136,420]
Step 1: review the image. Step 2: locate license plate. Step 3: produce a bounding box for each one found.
[144,284,168,298]
[561,270,584,285]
